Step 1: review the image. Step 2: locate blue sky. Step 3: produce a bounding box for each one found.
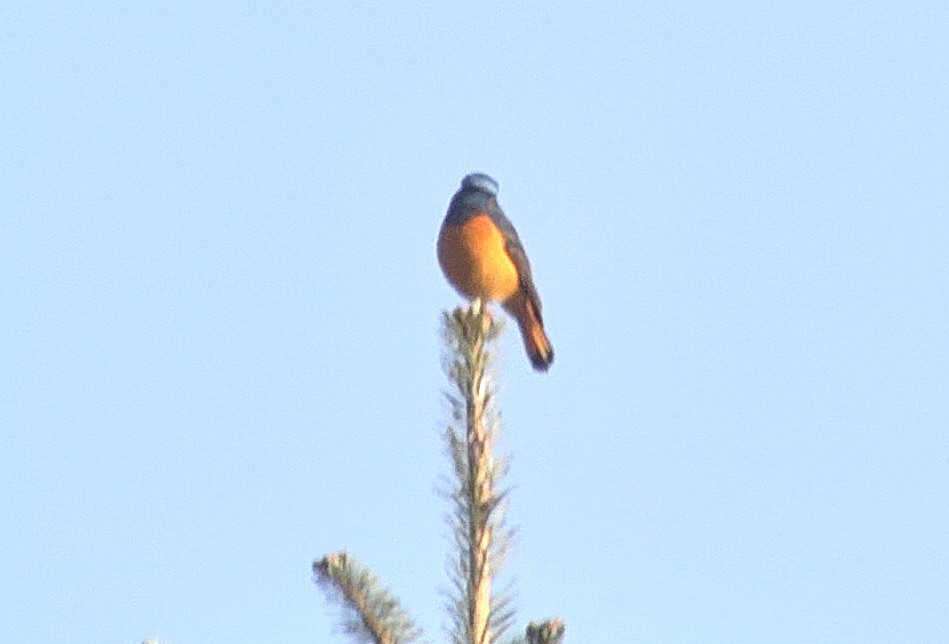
[2,2,947,642]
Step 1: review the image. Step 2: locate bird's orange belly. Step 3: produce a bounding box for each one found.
[438,214,519,302]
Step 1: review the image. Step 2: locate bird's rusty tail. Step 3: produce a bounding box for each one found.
[504,292,554,372]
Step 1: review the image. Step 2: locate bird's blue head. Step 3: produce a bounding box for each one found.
[461,173,499,196]
[445,172,500,224]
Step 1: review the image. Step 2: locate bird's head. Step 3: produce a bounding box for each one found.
[461,173,499,197]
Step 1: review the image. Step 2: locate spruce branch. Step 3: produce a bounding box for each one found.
[525,620,565,644]
[441,302,516,644]
[313,300,565,644]
[314,551,423,644]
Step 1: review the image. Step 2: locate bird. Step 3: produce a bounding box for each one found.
[437,173,554,372]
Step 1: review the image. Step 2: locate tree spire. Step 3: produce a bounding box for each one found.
[442,302,515,644]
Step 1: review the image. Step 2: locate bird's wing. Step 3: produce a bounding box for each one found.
[489,205,544,320]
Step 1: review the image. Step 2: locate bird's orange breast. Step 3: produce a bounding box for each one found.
[438,214,519,302]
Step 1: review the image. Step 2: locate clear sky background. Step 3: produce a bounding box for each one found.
[2,3,947,643]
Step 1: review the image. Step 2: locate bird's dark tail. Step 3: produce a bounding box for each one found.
[504,292,554,372]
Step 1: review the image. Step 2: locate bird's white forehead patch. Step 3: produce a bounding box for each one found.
[461,173,499,196]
